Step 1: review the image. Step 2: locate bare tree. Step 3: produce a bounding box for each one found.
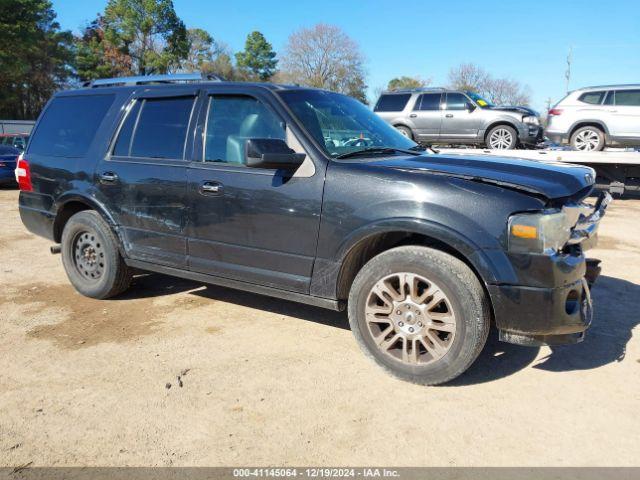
[280,24,368,102]
[483,77,531,106]
[447,63,489,93]
[448,62,531,106]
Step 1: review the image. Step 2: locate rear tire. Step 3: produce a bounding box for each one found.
[570,126,605,151]
[61,211,132,299]
[395,125,413,140]
[486,125,518,149]
[347,246,490,385]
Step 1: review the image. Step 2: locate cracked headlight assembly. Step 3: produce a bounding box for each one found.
[508,211,572,254]
[522,115,540,125]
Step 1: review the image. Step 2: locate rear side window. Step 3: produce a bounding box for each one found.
[415,93,441,111]
[614,90,640,106]
[374,94,411,112]
[578,91,606,104]
[28,95,115,157]
[112,96,195,159]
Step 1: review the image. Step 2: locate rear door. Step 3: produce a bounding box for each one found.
[439,92,482,141]
[608,89,640,139]
[186,87,324,293]
[95,89,198,268]
[409,93,442,141]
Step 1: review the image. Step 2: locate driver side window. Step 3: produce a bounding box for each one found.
[205,95,286,165]
[444,93,469,111]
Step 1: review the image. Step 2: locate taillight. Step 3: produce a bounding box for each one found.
[15,154,33,191]
[548,108,563,116]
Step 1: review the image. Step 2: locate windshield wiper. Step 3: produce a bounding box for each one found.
[409,144,440,154]
[335,147,423,159]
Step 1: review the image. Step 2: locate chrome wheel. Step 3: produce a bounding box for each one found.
[364,272,456,365]
[573,129,601,151]
[488,128,514,149]
[72,230,105,281]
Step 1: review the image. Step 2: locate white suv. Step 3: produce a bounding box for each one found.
[546,84,640,151]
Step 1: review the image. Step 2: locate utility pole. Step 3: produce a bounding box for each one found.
[565,46,573,94]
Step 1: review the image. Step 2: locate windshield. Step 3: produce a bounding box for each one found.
[466,92,494,108]
[277,89,417,158]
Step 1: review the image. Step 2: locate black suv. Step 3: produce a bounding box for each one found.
[17,73,609,385]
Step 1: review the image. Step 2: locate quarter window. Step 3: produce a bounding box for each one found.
[578,91,606,104]
[374,94,411,112]
[415,93,441,111]
[613,90,640,106]
[112,96,195,159]
[204,95,285,164]
[28,94,115,157]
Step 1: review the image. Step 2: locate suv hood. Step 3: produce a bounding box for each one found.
[365,153,594,200]
[488,105,539,116]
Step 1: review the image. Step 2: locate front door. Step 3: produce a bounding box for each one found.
[186,88,324,293]
[410,93,443,142]
[439,92,482,141]
[95,90,198,268]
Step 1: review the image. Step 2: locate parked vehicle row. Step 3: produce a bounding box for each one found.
[374,84,640,151]
[17,73,607,385]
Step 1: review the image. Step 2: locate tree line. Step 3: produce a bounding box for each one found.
[0,0,532,120]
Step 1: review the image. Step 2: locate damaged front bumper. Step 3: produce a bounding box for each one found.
[493,192,611,346]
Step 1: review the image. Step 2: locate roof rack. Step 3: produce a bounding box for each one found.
[82,72,224,88]
[382,87,447,94]
[579,83,640,90]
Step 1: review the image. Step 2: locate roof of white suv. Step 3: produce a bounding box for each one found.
[574,84,640,92]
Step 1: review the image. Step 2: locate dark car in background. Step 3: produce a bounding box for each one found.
[17,74,608,385]
[0,133,30,151]
[0,144,20,186]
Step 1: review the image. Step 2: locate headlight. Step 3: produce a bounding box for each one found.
[522,115,540,125]
[508,211,572,254]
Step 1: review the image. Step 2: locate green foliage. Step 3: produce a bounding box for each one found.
[103,0,189,75]
[74,15,133,81]
[387,76,428,91]
[235,31,278,81]
[0,0,74,119]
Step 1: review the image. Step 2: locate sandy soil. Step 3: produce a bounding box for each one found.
[0,187,638,467]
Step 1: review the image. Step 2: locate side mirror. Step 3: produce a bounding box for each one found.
[244,138,306,170]
[466,102,476,112]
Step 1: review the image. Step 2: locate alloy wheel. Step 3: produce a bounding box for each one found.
[574,129,601,151]
[488,128,514,149]
[364,272,456,365]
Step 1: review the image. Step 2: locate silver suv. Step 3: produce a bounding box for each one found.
[374,88,542,149]
[546,84,640,151]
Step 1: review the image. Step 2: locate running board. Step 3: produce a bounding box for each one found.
[125,259,345,311]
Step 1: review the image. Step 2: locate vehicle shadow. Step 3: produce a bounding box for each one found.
[120,273,638,385]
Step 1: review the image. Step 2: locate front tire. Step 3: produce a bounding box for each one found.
[348,246,490,385]
[486,125,518,149]
[61,211,132,299]
[570,126,605,151]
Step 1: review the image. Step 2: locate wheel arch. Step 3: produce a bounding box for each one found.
[568,120,609,138]
[333,220,501,302]
[53,194,121,246]
[484,121,519,143]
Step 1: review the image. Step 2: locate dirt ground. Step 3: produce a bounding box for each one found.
[0,187,638,467]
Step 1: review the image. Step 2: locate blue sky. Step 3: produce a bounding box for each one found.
[52,0,640,111]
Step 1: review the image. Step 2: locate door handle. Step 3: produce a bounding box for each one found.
[445,114,454,118]
[99,172,118,184]
[200,181,223,196]
[409,114,417,118]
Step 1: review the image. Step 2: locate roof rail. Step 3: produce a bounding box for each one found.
[579,83,640,90]
[82,72,224,88]
[382,87,447,94]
